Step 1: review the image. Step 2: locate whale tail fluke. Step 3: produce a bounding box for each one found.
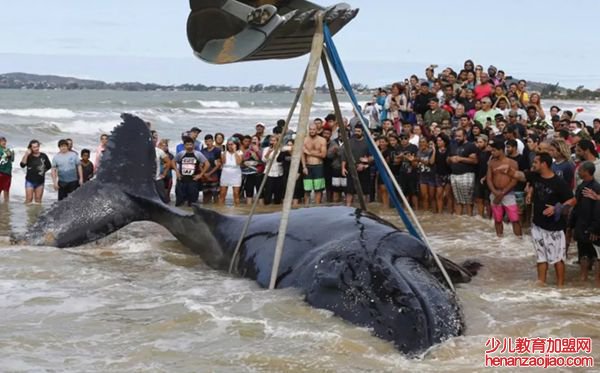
[20,114,183,247]
[96,113,162,200]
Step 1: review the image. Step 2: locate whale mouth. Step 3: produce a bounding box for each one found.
[390,256,465,349]
[304,246,464,355]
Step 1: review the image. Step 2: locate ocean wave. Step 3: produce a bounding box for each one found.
[183,106,336,118]
[312,101,354,110]
[0,119,117,136]
[185,107,288,117]
[0,121,63,136]
[156,115,174,124]
[98,100,128,106]
[59,119,118,135]
[0,108,77,119]
[197,100,240,109]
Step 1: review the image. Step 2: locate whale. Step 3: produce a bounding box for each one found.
[20,113,477,355]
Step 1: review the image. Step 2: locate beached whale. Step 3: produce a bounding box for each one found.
[20,114,477,355]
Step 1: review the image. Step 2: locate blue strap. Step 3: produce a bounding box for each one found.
[323,25,420,239]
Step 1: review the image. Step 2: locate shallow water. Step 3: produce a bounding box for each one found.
[1,201,599,372]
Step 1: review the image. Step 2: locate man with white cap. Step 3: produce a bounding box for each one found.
[474,97,501,128]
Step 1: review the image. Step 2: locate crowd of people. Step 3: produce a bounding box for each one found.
[2,60,600,287]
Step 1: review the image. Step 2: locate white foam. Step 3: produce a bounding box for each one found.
[197,100,240,109]
[184,106,335,119]
[156,115,174,124]
[0,108,77,119]
[312,101,354,111]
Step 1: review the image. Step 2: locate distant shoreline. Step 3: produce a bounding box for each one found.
[1,72,600,100]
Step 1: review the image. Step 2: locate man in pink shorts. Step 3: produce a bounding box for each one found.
[0,136,14,203]
[487,141,522,237]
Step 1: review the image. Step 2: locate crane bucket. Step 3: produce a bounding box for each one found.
[187,0,358,64]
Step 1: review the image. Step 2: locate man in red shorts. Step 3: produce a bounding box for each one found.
[487,140,522,237]
[0,136,14,203]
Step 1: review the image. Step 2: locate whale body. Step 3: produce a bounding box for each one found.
[21,114,476,354]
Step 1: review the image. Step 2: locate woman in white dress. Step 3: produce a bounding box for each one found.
[219,138,242,205]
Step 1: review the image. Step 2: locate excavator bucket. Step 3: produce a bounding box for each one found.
[187,0,358,64]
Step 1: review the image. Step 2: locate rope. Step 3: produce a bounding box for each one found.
[323,25,455,292]
[320,52,367,211]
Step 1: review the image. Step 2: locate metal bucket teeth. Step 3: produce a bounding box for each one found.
[187,0,358,64]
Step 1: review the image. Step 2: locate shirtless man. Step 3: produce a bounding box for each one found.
[487,141,522,237]
[302,123,327,204]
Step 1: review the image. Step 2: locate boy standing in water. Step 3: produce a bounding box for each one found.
[0,136,14,202]
[52,139,83,201]
[80,149,94,183]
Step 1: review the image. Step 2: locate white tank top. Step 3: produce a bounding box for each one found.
[223,151,238,168]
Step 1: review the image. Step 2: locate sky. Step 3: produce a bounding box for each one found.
[0,0,599,89]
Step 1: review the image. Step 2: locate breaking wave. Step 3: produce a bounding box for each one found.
[58,119,118,135]
[0,108,77,119]
[196,100,241,109]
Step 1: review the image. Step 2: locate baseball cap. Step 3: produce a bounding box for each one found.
[190,126,202,133]
[481,97,492,104]
[255,122,265,128]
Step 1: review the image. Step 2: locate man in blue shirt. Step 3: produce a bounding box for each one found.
[176,127,203,154]
[52,139,83,201]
